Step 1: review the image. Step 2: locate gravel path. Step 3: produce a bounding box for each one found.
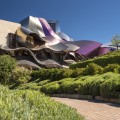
[52,97,120,120]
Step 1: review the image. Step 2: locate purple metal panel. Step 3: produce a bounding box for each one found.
[39,18,65,43]
[98,47,110,55]
[76,42,102,56]
[39,18,51,36]
[65,40,102,57]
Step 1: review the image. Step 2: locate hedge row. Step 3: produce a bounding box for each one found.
[40,72,120,98]
[31,63,120,82]
[17,72,120,98]
[31,68,83,82]
[70,51,120,69]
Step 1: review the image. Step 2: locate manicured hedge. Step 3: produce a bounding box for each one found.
[100,74,120,98]
[59,80,82,94]
[17,72,120,98]
[38,72,120,98]
[82,63,103,75]
[41,82,60,94]
[30,63,103,82]
[70,51,120,69]
[31,68,73,81]
[78,76,104,97]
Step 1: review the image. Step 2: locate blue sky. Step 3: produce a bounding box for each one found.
[0,0,120,43]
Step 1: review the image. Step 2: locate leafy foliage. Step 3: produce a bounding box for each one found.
[0,85,84,120]
[100,73,120,98]
[0,55,16,85]
[111,34,120,50]
[104,64,120,73]
[83,63,103,75]
[41,82,60,94]
[12,66,31,84]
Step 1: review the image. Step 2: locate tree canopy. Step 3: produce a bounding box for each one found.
[111,34,120,50]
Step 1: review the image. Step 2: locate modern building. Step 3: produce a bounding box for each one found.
[0,16,115,69]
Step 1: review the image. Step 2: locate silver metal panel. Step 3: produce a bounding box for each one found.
[1,44,62,68]
[17,60,41,69]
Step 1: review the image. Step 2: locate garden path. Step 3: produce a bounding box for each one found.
[52,97,120,120]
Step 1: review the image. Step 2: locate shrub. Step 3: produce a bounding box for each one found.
[31,68,74,82]
[78,75,104,96]
[41,82,60,94]
[37,79,50,86]
[114,66,120,73]
[78,81,89,95]
[71,68,85,77]
[83,63,103,75]
[75,75,90,81]
[70,59,92,69]
[31,69,51,81]
[88,76,104,97]
[101,72,119,80]
[59,80,82,94]
[49,69,65,81]
[62,69,73,78]
[100,75,120,98]
[104,64,120,73]
[12,66,31,85]
[0,55,16,85]
[17,82,41,91]
[58,78,75,84]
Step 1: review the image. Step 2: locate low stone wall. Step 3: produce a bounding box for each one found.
[50,94,120,104]
[95,96,120,104]
[51,94,92,100]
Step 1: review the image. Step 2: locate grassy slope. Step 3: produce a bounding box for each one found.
[0,85,84,120]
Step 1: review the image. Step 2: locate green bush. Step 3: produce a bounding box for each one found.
[31,69,51,81]
[101,72,116,79]
[59,80,82,94]
[12,66,31,85]
[57,78,75,84]
[114,66,120,73]
[70,59,92,69]
[59,81,73,93]
[0,55,16,85]
[41,82,60,94]
[16,82,41,90]
[100,74,120,98]
[83,63,103,75]
[88,76,104,97]
[37,79,50,86]
[62,69,73,78]
[78,81,89,95]
[77,76,104,96]
[31,68,75,82]
[49,69,65,81]
[104,64,120,73]
[71,68,85,77]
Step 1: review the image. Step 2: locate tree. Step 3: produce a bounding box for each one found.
[111,34,120,50]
